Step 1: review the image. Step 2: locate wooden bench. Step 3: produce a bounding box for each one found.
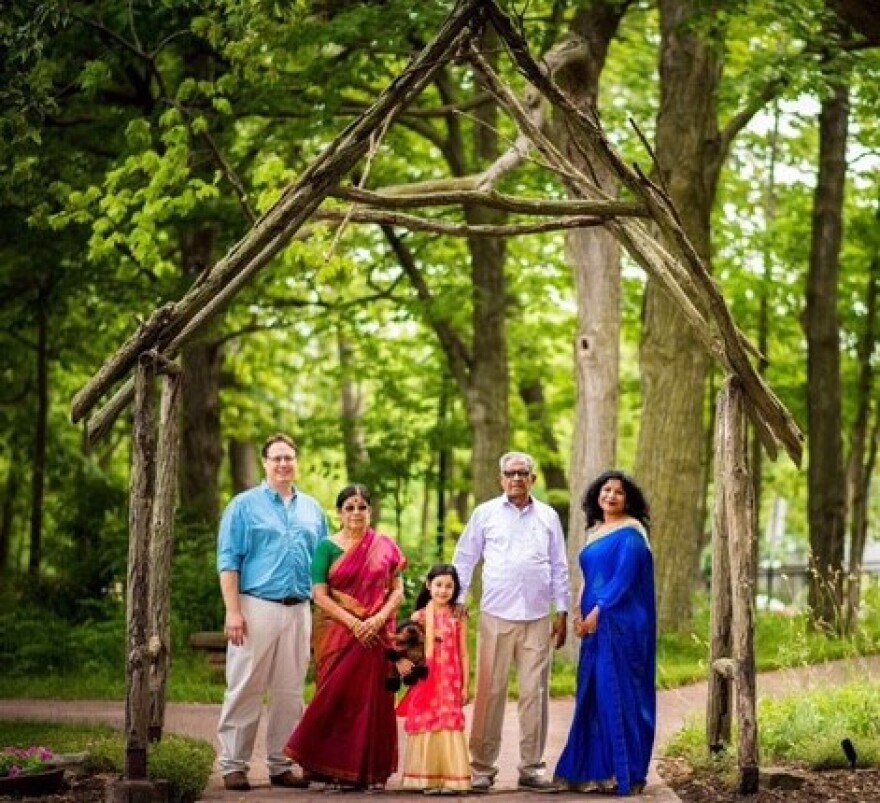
[189,631,227,674]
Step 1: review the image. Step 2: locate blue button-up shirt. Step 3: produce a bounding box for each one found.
[217,482,328,601]
[453,494,570,621]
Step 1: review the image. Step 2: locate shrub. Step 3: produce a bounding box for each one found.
[150,735,215,803]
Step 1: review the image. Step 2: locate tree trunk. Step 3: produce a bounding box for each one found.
[28,292,49,577]
[751,104,781,547]
[338,326,369,479]
[465,28,509,504]
[228,439,259,493]
[0,458,21,573]
[844,254,877,630]
[805,81,849,629]
[436,374,451,560]
[635,0,722,632]
[517,375,569,528]
[178,227,224,530]
[546,7,629,655]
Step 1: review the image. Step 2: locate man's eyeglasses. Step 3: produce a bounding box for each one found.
[502,469,531,479]
[342,504,369,512]
[266,455,296,463]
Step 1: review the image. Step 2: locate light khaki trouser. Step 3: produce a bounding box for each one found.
[217,595,311,777]
[469,612,552,783]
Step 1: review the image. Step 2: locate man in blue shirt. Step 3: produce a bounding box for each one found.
[216,433,328,791]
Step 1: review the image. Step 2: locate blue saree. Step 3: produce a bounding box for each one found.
[554,523,656,796]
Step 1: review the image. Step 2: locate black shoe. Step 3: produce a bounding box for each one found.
[470,777,492,794]
[517,777,561,793]
[270,771,310,788]
[223,772,251,791]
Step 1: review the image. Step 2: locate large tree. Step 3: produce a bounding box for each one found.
[805,76,849,628]
[635,0,726,631]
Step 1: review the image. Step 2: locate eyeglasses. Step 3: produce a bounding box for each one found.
[266,455,296,463]
[342,504,369,512]
[502,469,531,479]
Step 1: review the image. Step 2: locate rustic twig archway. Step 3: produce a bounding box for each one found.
[70,0,803,798]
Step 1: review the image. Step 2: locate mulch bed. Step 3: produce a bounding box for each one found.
[0,773,111,803]
[658,757,880,802]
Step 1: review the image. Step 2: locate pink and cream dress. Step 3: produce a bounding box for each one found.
[397,602,471,793]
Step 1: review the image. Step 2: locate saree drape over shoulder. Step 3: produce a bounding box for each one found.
[555,523,656,796]
[284,529,406,787]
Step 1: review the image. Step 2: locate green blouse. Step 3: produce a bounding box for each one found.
[311,537,344,584]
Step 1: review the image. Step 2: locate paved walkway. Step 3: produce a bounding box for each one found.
[2,655,880,802]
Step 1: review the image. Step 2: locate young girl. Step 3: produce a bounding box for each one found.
[398,564,471,795]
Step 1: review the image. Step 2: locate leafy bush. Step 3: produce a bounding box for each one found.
[150,735,215,803]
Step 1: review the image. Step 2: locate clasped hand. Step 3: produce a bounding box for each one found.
[351,613,386,646]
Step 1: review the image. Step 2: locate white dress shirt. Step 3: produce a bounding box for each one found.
[453,494,570,621]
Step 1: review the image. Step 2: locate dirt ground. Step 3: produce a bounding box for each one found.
[10,764,880,803]
[2,772,110,803]
[658,756,880,803]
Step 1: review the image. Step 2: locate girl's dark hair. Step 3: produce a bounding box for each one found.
[582,470,650,531]
[335,484,372,509]
[414,563,462,611]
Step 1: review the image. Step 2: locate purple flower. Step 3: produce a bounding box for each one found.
[0,745,55,777]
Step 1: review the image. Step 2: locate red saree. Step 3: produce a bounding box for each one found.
[284,529,406,786]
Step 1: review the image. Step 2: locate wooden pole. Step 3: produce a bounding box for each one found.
[124,354,157,780]
[723,378,760,793]
[148,366,182,742]
[707,383,733,751]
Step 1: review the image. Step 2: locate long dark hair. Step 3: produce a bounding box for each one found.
[582,470,650,531]
[414,563,462,611]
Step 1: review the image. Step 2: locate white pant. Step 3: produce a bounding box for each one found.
[217,595,311,777]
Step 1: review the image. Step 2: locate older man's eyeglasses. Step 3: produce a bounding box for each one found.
[503,469,531,479]
[267,454,296,464]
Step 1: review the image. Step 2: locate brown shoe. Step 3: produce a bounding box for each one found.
[223,772,251,792]
[270,771,310,789]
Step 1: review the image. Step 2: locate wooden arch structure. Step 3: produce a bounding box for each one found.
[70,0,804,798]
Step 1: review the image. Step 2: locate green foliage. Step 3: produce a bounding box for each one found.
[171,522,225,635]
[0,721,213,803]
[150,735,215,803]
[0,0,879,692]
[666,681,880,772]
[0,600,226,703]
[656,594,880,689]
[0,600,124,677]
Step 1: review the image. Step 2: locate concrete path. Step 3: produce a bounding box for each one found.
[3,655,880,802]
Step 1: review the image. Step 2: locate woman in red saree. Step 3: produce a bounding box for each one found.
[284,484,407,790]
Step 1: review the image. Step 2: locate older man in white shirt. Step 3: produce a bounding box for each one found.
[453,451,570,793]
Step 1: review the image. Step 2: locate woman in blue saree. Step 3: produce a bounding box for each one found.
[555,470,655,796]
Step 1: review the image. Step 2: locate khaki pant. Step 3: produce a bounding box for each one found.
[217,595,311,777]
[469,612,552,783]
